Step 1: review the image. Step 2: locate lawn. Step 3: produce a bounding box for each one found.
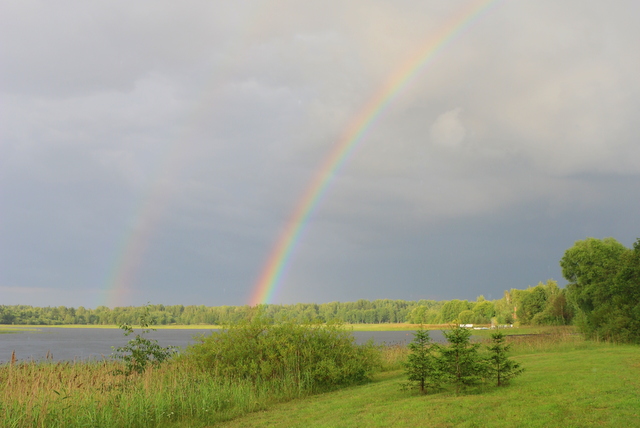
[216,342,640,428]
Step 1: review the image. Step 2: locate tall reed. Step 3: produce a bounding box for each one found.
[0,320,382,427]
[0,357,325,427]
[486,326,599,355]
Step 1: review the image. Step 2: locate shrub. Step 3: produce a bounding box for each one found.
[185,315,380,392]
[112,305,178,376]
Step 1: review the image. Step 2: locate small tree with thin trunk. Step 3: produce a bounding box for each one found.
[403,328,442,394]
[486,330,523,386]
[440,325,485,393]
[112,305,178,376]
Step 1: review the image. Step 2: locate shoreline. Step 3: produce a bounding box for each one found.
[0,323,484,332]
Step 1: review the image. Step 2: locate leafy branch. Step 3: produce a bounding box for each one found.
[112,304,178,376]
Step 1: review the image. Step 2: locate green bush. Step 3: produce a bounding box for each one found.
[112,305,177,376]
[185,315,381,392]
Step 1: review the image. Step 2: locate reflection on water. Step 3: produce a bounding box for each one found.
[0,328,448,362]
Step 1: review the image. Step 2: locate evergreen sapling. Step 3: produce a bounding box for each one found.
[487,330,524,386]
[440,325,485,393]
[403,328,442,394]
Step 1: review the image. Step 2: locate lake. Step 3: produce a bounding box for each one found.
[0,328,448,362]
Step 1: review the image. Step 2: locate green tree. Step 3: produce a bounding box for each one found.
[560,237,638,342]
[112,305,178,376]
[439,300,471,323]
[486,331,523,386]
[457,310,475,324]
[518,284,547,324]
[472,298,495,324]
[403,328,442,394]
[439,325,485,393]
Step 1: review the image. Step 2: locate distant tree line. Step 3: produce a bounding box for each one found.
[2,236,636,344]
[0,285,572,328]
[0,301,413,326]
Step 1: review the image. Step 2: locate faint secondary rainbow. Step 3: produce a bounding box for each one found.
[249,0,502,306]
[100,2,275,308]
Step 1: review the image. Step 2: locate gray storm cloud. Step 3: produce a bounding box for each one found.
[1,0,638,307]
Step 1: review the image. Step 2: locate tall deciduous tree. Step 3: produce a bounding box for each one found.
[560,237,640,343]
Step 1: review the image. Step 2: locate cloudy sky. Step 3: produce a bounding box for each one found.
[1,0,639,309]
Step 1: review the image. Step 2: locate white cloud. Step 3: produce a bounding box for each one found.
[430,108,466,148]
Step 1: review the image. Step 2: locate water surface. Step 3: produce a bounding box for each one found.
[0,327,447,362]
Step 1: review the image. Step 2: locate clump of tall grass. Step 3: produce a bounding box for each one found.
[379,344,409,371]
[0,358,334,427]
[496,326,595,355]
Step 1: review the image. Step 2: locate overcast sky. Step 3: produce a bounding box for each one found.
[1,0,639,308]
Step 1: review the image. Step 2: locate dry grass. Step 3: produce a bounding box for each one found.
[495,326,592,355]
[379,344,409,371]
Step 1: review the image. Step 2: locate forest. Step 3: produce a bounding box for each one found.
[0,281,569,328]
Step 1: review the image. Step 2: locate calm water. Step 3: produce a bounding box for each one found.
[0,328,448,362]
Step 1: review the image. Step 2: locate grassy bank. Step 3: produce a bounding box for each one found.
[348,323,443,331]
[0,358,308,427]
[0,321,382,427]
[217,339,640,427]
[2,326,637,427]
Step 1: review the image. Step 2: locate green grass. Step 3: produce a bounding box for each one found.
[347,323,557,333]
[0,357,329,427]
[469,325,574,338]
[216,342,640,428]
[0,321,380,427]
[0,326,41,333]
[347,323,449,331]
[2,325,638,427]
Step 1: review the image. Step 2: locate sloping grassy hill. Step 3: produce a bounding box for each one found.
[216,344,640,428]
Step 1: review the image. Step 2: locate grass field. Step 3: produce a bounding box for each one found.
[215,339,640,428]
[1,325,638,427]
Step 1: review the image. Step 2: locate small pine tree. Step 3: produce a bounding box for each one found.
[403,328,441,394]
[487,330,524,386]
[440,325,485,393]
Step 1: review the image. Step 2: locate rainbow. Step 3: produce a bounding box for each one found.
[101,189,166,308]
[100,3,275,308]
[249,0,501,306]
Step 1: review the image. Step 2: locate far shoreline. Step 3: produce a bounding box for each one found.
[1,323,480,332]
